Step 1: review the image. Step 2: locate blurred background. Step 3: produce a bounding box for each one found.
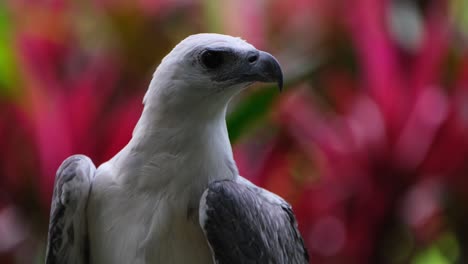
[0,0,467,263]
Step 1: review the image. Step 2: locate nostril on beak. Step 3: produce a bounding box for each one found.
[248,54,259,64]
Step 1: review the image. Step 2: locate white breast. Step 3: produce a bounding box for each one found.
[87,104,237,263]
[87,163,213,264]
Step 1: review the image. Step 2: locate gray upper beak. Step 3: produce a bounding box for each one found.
[239,50,283,92]
[212,49,284,91]
[251,51,283,92]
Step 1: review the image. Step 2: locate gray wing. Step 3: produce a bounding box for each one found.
[45,155,96,264]
[199,177,309,264]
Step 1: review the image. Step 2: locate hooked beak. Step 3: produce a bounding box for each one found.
[240,51,284,92]
[251,51,283,92]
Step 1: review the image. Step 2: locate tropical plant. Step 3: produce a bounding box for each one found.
[0,0,467,263]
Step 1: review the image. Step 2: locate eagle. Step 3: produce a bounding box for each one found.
[45,33,309,264]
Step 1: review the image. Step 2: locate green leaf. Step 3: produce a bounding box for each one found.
[0,3,18,97]
[412,232,459,264]
[451,0,468,37]
[227,86,277,143]
[227,60,321,143]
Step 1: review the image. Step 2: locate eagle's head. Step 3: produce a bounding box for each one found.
[144,33,283,116]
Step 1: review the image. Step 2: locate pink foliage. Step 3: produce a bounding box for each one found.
[234,0,468,262]
[1,0,467,263]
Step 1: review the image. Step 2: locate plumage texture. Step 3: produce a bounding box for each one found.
[45,155,96,264]
[45,33,308,264]
[200,178,309,264]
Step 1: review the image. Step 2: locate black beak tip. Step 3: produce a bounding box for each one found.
[261,51,283,92]
[278,75,283,92]
[268,53,283,92]
[246,50,284,92]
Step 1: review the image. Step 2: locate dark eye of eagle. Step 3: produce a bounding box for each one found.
[201,50,224,69]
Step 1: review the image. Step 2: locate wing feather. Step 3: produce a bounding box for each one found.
[45,155,96,264]
[199,177,309,264]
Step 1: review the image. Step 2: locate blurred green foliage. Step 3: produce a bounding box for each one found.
[0,3,17,96]
[451,0,468,36]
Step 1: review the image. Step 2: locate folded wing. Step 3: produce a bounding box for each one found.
[45,155,96,264]
[199,177,309,264]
